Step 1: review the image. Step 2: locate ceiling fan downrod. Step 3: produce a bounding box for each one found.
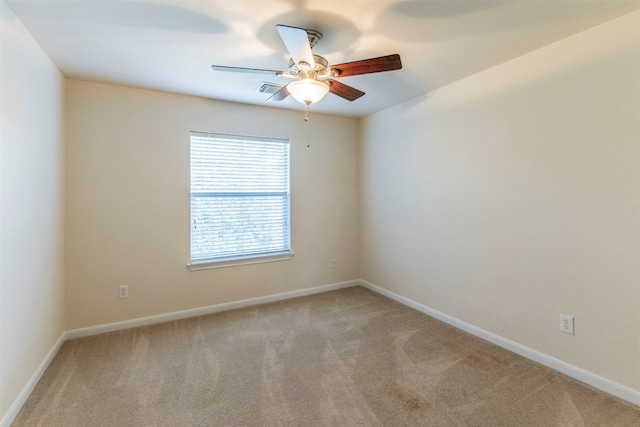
[305,29,323,49]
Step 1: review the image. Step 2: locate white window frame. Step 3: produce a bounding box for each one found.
[188,131,292,270]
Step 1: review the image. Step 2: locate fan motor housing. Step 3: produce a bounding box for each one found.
[288,54,332,78]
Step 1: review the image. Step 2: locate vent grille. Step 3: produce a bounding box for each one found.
[257,82,284,94]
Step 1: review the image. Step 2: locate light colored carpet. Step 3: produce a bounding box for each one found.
[13,286,640,426]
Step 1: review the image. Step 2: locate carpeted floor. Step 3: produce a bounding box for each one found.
[13,286,640,426]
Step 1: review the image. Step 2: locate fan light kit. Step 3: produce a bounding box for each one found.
[211,24,402,120]
[287,78,329,105]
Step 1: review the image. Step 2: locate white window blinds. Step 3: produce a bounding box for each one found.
[190,131,291,266]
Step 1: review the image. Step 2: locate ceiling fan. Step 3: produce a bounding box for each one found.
[211,24,402,119]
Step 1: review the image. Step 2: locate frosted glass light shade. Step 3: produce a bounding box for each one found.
[288,78,329,104]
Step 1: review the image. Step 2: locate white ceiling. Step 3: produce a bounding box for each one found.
[6,0,640,118]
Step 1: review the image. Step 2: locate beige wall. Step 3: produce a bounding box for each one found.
[0,0,66,418]
[65,80,360,329]
[360,10,640,391]
[3,2,638,418]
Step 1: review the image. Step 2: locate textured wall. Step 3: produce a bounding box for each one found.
[360,11,640,391]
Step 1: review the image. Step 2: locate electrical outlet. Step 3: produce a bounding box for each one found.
[330,258,337,269]
[560,314,574,335]
[118,285,129,299]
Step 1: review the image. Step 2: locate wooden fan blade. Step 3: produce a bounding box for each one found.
[276,24,315,68]
[330,54,402,77]
[326,79,365,101]
[267,85,290,101]
[211,65,285,76]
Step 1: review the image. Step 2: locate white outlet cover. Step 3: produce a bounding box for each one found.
[560,314,574,335]
[118,285,129,299]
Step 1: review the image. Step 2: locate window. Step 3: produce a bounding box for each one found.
[189,131,291,269]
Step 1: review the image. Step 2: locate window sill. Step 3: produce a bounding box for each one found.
[187,251,294,271]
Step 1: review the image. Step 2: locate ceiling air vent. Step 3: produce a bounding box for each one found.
[257,82,284,94]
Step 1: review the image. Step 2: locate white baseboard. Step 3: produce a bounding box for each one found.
[66,280,359,340]
[358,279,640,407]
[1,332,67,427]
[6,277,636,427]
[3,280,359,425]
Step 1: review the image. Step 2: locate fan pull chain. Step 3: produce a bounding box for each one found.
[304,101,310,121]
